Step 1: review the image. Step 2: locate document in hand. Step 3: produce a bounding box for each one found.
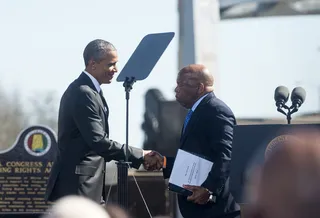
[168,149,213,196]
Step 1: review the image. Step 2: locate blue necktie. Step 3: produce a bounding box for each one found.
[183,110,193,133]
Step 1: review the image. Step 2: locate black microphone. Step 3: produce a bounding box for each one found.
[274,86,290,109]
[290,87,306,111]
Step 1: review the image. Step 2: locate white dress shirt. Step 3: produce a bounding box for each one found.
[191,93,209,112]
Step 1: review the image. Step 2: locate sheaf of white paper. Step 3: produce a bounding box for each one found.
[168,149,213,188]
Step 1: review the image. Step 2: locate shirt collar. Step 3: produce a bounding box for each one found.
[191,93,209,112]
[83,71,101,93]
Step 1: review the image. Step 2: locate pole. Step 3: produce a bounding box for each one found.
[287,113,291,124]
[116,77,135,209]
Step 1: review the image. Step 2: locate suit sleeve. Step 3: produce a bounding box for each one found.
[162,157,175,179]
[72,88,143,169]
[201,112,235,196]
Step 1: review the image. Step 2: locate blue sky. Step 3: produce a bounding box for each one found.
[0,0,319,148]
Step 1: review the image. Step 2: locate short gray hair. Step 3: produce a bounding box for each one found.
[83,39,116,67]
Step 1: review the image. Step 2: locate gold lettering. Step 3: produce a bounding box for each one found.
[30,177,41,180]
[44,168,51,173]
[2,188,12,191]
[10,180,22,184]
[13,188,24,191]
[6,162,43,167]
[31,180,46,184]
[17,198,31,201]
[0,162,50,213]
[12,201,24,205]
[7,177,21,180]
[0,167,12,173]
[14,168,41,173]
[3,184,18,187]
[8,205,25,208]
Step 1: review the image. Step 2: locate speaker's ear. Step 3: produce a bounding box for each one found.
[198,83,205,94]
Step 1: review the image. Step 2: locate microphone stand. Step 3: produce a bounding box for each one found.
[116,76,135,209]
[276,104,298,124]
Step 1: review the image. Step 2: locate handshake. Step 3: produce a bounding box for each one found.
[142,150,164,171]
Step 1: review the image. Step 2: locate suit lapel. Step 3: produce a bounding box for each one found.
[101,95,109,134]
[78,72,109,132]
[99,92,109,122]
[180,92,215,147]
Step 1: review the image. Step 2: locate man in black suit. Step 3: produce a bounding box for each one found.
[45,39,158,204]
[148,64,240,218]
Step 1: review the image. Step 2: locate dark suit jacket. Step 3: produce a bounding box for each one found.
[45,72,144,203]
[163,92,239,218]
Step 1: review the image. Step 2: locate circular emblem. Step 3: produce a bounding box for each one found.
[265,134,300,159]
[24,129,51,156]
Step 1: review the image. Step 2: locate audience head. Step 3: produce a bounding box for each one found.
[248,129,320,218]
[105,204,130,218]
[42,195,110,218]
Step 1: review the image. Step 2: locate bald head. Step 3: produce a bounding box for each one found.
[252,131,320,218]
[175,64,214,108]
[179,64,214,89]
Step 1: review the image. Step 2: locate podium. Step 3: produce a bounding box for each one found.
[229,124,320,215]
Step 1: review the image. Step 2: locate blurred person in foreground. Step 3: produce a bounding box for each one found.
[147,64,239,218]
[247,130,320,218]
[45,39,159,204]
[42,195,110,218]
[105,204,130,218]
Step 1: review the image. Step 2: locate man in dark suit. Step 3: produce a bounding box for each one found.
[148,64,240,218]
[45,39,158,204]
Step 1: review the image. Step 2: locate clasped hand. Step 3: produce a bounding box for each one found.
[142,151,210,204]
[183,185,211,204]
[143,150,163,171]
